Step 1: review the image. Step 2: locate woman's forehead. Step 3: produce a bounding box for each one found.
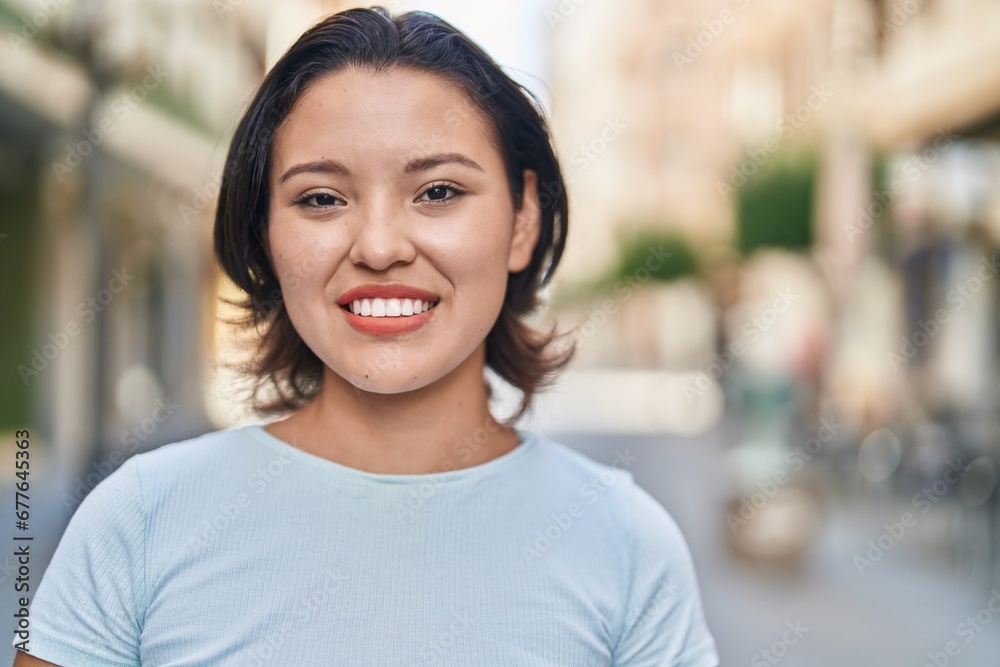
[271,67,496,168]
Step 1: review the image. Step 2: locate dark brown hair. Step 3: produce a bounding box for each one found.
[213,6,575,425]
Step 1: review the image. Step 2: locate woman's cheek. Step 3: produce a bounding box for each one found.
[271,231,340,292]
[457,228,508,269]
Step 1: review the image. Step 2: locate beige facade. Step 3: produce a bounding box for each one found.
[547,0,1000,290]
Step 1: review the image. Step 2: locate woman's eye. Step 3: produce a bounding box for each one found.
[417,184,465,204]
[294,192,342,208]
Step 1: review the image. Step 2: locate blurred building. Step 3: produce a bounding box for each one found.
[547,0,1000,278]
[546,0,1000,410]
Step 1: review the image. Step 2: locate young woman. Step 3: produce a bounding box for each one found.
[13,7,718,666]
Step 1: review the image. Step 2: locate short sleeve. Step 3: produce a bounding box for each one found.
[611,478,719,667]
[12,455,146,666]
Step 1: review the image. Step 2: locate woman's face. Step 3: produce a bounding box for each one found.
[266,66,541,394]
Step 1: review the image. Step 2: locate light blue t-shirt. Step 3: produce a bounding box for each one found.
[13,424,718,666]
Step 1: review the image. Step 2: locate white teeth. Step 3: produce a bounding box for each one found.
[348,297,437,317]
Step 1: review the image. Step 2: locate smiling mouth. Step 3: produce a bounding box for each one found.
[341,297,440,317]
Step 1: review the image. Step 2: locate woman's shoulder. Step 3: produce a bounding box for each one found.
[524,432,650,529]
[527,432,690,551]
[527,431,638,485]
[112,424,267,506]
[132,423,255,464]
[71,426,248,506]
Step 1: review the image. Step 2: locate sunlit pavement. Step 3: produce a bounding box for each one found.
[555,419,1000,667]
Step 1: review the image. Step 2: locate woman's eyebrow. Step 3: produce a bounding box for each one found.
[403,153,484,174]
[278,152,484,185]
[278,159,350,184]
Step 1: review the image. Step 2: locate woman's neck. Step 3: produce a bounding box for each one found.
[263,347,520,475]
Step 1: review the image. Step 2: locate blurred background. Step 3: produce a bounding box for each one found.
[3,0,1000,664]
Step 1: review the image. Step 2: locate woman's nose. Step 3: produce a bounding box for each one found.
[346,197,417,271]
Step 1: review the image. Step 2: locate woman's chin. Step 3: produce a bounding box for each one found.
[332,367,437,396]
[319,344,476,396]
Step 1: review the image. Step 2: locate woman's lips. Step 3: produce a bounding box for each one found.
[340,301,438,335]
[337,284,440,307]
[343,297,438,317]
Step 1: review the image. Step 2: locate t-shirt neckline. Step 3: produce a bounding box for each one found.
[244,423,538,485]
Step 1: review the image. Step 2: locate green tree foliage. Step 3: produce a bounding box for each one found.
[735,154,817,256]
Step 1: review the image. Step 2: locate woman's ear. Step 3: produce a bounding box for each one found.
[508,169,542,274]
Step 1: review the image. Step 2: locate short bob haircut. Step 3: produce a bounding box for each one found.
[214,6,576,425]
